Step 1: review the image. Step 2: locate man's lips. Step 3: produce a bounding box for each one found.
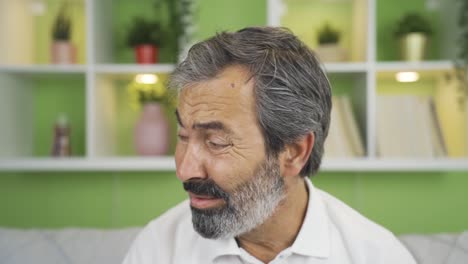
[188,192,224,209]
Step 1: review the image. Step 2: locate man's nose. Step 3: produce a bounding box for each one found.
[175,143,207,182]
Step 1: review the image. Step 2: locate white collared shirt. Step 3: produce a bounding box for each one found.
[123,178,416,264]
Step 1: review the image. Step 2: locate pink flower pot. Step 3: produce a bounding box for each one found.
[51,41,76,64]
[134,103,169,156]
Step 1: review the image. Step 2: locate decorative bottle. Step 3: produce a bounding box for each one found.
[51,113,72,156]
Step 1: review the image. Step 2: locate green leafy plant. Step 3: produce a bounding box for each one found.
[52,4,71,41]
[317,23,340,45]
[394,13,432,37]
[127,75,176,108]
[126,17,163,47]
[455,0,468,107]
[153,0,196,61]
[457,0,468,71]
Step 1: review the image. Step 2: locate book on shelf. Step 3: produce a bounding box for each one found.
[429,99,447,157]
[466,96,468,154]
[377,96,406,157]
[338,96,365,156]
[324,95,364,158]
[434,74,467,157]
[377,95,447,158]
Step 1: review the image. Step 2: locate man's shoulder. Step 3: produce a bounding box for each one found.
[318,188,395,239]
[317,189,415,263]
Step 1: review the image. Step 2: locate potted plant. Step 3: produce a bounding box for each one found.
[315,23,347,62]
[157,0,196,62]
[128,74,175,155]
[51,4,76,64]
[456,0,468,88]
[126,17,163,64]
[394,13,433,61]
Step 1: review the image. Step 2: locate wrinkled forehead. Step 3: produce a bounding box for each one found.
[179,65,255,103]
[176,65,258,126]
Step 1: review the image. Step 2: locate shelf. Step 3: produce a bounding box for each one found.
[0,73,86,158]
[0,157,175,172]
[1,157,467,172]
[0,0,87,65]
[376,1,457,62]
[273,0,368,62]
[322,62,368,73]
[94,64,176,74]
[375,61,454,72]
[0,65,87,74]
[319,158,468,172]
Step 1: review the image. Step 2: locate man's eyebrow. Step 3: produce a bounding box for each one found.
[175,110,232,134]
[175,109,184,128]
[193,121,232,134]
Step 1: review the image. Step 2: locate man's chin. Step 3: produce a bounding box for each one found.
[190,205,232,239]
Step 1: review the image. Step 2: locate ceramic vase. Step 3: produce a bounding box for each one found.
[134,103,169,156]
[51,41,76,64]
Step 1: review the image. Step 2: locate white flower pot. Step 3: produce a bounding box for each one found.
[315,44,347,62]
[399,33,429,61]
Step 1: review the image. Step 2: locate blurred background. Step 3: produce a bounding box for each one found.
[0,0,467,236]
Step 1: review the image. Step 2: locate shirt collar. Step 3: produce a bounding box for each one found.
[199,235,241,262]
[290,177,331,258]
[199,177,331,262]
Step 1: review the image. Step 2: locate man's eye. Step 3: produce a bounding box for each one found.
[207,141,230,149]
[177,134,189,142]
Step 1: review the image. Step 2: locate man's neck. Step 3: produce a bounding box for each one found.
[236,177,309,263]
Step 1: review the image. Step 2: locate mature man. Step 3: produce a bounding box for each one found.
[123,27,416,264]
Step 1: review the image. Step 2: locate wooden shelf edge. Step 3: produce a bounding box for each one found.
[375,61,454,72]
[321,158,468,171]
[0,157,467,172]
[0,157,175,172]
[0,65,87,73]
[94,64,176,74]
[322,62,368,73]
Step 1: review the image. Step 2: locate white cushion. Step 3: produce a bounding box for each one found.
[399,231,468,264]
[0,227,141,264]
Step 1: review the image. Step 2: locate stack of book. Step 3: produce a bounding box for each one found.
[376,95,445,158]
[324,95,365,158]
[377,75,467,158]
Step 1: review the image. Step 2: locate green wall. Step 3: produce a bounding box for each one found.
[1,0,467,236]
[1,171,467,235]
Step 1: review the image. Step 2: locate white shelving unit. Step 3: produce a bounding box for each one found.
[267,0,468,170]
[1,157,468,172]
[0,0,467,171]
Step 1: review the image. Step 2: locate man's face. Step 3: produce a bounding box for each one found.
[175,65,285,239]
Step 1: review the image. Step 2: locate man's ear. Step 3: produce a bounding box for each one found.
[279,132,314,177]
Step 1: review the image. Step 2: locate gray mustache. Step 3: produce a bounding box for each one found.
[183,179,229,200]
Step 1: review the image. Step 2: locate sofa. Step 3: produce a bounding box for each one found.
[0,227,467,264]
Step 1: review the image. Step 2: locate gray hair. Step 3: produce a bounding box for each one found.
[169,27,332,177]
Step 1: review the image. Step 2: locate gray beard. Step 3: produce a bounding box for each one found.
[190,156,285,239]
